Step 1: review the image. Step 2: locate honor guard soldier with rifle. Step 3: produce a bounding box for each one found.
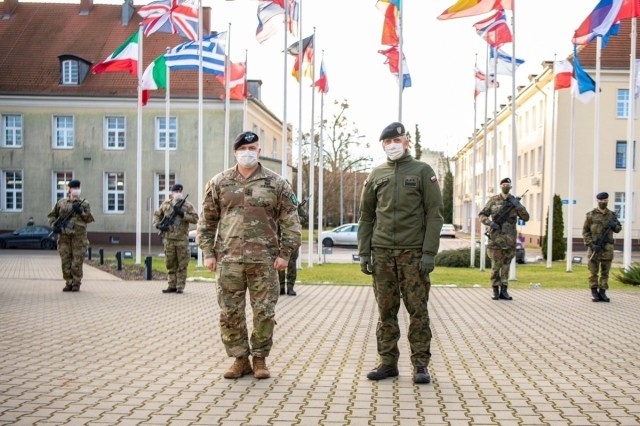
[479,178,530,301]
[582,192,621,302]
[153,184,198,294]
[47,180,95,292]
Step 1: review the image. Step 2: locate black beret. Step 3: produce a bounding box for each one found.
[171,184,183,192]
[500,177,511,185]
[234,131,259,150]
[68,180,81,188]
[596,192,609,200]
[379,122,405,141]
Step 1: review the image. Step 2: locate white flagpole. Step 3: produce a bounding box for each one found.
[197,0,204,268]
[296,11,303,221]
[493,51,499,191]
[397,0,403,121]
[566,93,576,272]
[164,47,171,201]
[317,72,325,264]
[623,17,637,270]
[135,25,143,265]
[223,23,232,170]
[282,0,289,180]
[243,49,248,130]
[594,37,602,198]
[480,45,490,272]
[547,56,558,268]
[508,3,518,280]
[470,56,478,268]
[307,27,316,267]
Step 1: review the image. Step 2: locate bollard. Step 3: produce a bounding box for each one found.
[115,251,122,271]
[144,256,153,280]
[87,247,92,260]
[99,248,104,265]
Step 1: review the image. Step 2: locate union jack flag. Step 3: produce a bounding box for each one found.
[138,0,199,41]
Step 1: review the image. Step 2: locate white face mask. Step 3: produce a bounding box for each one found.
[236,150,258,168]
[384,142,405,160]
[70,189,81,197]
[172,192,183,200]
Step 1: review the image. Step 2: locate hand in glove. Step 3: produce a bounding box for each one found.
[509,196,523,209]
[419,254,435,278]
[72,203,83,214]
[592,243,602,253]
[156,224,170,233]
[359,255,373,275]
[489,221,501,231]
[608,219,619,229]
[173,205,185,217]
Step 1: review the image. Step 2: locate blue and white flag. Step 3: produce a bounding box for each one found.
[165,32,226,76]
[489,47,524,75]
[572,47,596,104]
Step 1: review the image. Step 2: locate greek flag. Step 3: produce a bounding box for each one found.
[165,32,226,76]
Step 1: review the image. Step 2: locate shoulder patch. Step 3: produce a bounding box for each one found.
[430,175,438,183]
[290,193,298,205]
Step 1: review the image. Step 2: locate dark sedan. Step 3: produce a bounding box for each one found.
[0,226,57,250]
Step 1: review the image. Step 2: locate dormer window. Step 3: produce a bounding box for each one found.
[58,54,91,86]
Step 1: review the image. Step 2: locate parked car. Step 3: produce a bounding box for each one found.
[440,224,456,238]
[0,225,57,250]
[320,223,358,247]
[516,241,525,264]
[188,229,198,259]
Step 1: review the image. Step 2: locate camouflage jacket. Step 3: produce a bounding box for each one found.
[582,208,621,259]
[197,163,301,263]
[358,153,444,256]
[47,197,95,236]
[479,193,530,250]
[153,198,198,241]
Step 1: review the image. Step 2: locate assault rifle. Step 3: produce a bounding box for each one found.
[485,189,528,240]
[156,194,189,235]
[589,218,619,261]
[49,199,86,237]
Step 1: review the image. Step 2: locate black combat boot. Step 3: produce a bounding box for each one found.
[280,285,286,295]
[287,284,296,296]
[598,288,610,302]
[499,285,512,300]
[367,364,399,381]
[591,287,601,302]
[492,286,500,300]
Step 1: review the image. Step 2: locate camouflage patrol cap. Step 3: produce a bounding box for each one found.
[68,180,81,188]
[234,131,259,150]
[171,183,183,192]
[596,192,609,200]
[379,122,405,141]
[500,177,511,185]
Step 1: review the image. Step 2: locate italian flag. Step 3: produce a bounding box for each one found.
[92,31,139,75]
[141,54,167,106]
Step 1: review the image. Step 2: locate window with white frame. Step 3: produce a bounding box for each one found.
[530,149,535,176]
[536,193,541,222]
[155,117,177,150]
[271,137,277,157]
[524,152,529,176]
[155,172,176,208]
[105,116,126,149]
[62,60,79,85]
[2,114,23,148]
[53,171,73,203]
[537,146,543,172]
[617,89,630,118]
[105,172,125,213]
[3,170,23,211]
[517,155,522,179]
[614,192,626,221]
[259,129,265,151]
[616,140,636,169]
[53,115,74,148]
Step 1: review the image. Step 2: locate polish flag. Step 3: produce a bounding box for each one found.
[554,60,573,90]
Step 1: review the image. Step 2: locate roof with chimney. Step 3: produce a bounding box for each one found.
[0,0,226,101]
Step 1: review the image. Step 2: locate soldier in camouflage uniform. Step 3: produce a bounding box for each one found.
[582,192,621,302]
[47,180,95,292]
[357,122,444,385]
[279,199,308,296]
[479,177,530,301]
[153,184,198,294]
[197,131,301,380]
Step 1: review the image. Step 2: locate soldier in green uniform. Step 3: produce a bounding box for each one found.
[358,122,444,384]
[582,192,621,302]
[279,200,308,296]
[153,184,198,294]
[197,131,301,380]
[47,180,94,292]
[479,178,530,301]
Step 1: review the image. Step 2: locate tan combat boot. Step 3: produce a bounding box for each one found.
[223,357,252,379]
[252,357,270,379]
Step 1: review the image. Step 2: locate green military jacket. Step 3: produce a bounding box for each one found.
[152,197,198,241]
[582,208,622,261]
[47,197,95,236]
[197,163,301,264]
[358,153,444,256]
[479,193,530,250]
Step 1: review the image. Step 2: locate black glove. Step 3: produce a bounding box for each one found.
[359,255,373,275]
[419,254,435,278]
[490,222,500,231]
[592,243,602,253]
[608,219,619,228]
[72,203,83,214]
[53,225,62,234]
[173,205,184,217]
[156,224,170,233]
[509,196,523,209]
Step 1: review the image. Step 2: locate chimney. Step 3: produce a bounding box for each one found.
[248,80,262,101]
[79,0,93,15]
[202,6,210,34]
[2,0,19,19]
[122,0,135,25]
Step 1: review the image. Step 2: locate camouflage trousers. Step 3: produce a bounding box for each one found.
[57,233,88,287]
[163,239,190,289]
[588,258,612,290]
[278,248,299,289]
[216,262,280,358]
[371,248,432,368]
[488,246,516,287]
